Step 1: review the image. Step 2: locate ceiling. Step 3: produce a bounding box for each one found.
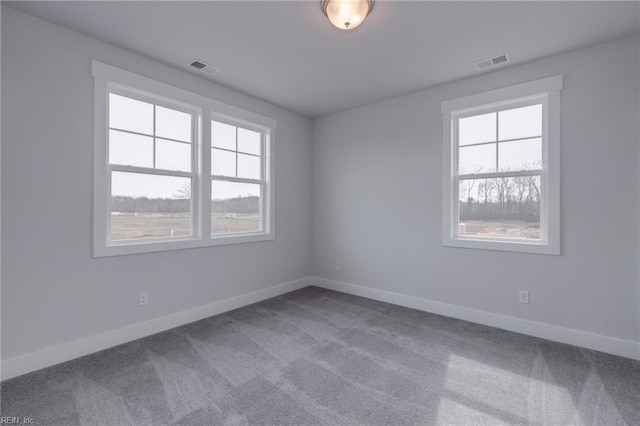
[7,1,640,118]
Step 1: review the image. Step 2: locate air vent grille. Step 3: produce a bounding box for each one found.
[188,59,221,76]
[474,53,510,71]
[475,59,493,70]
[491,55,508,65]
[190,61,207,70]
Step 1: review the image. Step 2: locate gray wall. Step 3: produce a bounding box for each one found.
[1,7,312,359]
[2,5,639,363]
[312,36,640,343]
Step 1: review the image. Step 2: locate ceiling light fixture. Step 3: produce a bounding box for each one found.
[321,0,375,31]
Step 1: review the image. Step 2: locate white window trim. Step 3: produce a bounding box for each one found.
[441,75,562,255]
[92,61,276,257]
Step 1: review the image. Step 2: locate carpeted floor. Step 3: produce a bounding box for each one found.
[1,286,639,425]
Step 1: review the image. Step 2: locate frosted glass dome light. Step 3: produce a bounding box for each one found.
[321,0,375,30]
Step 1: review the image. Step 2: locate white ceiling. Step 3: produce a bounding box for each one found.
[7,1,640,117]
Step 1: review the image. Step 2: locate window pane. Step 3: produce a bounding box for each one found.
[458,176,540,240]
[212,181,260,235]
[499,138,542,172]
[212,148,236,177]
[156,139,191,172]
[211,120,236,150]
[238,128,261,155]
[237,153,260,179]
[498,104,542,141]
[109,130,153,168]
[109,93,153,134]
[111,172,191,241]
[459,112,496,146]
[459,143,496,174]
[156,106,191,142]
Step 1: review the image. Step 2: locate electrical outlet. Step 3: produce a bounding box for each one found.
[519,291,529,304]
[139,291,149,306]
[336,262,342,271]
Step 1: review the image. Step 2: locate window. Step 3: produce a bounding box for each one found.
[93,62,275,257]
[441,76,562,255]
[210,120,264,236]
[107,90,197,243]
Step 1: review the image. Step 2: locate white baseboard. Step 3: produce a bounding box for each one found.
[1,277,312,381]
[311,276,640,361]
[3,275,637,381]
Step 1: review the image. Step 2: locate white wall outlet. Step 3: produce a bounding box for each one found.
[519,291,529,304]
[336,262,342,271]
[139,291,149,306]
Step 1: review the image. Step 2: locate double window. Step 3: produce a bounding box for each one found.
[93,62,275,257]
[441,76,562,255]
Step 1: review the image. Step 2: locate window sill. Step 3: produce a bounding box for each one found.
[93,233,274,258]
[443,236,559,255]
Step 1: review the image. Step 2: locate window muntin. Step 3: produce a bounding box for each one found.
[453,97,546,243]
[93,61,276,257]
[107,89,197,243]
[441,76,561,255]
[211,119,264,236]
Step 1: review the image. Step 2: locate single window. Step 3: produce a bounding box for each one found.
[107,90,196,243]
[211,119,264,236]
[441,76,562,255]
[93,61,276,257]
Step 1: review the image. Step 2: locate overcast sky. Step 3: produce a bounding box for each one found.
[109,94,261,201]
[109,95,541,203]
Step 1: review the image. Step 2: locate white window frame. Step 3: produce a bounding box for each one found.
[209,114,270,237]
[93,61,276,257]
[441,75,562,255]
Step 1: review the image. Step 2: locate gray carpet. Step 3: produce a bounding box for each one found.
[1,286,639,425]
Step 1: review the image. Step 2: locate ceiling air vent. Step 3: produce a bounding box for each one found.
[188,59,221,76]
[474,54,510,71]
